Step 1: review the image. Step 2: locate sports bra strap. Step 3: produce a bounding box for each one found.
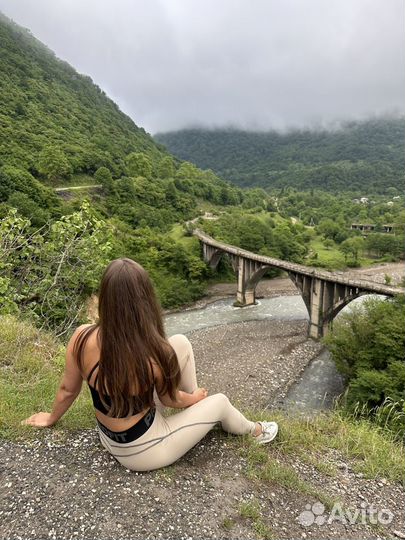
[87,362,99,382]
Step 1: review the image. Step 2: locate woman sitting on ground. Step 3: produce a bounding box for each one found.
[23,258,278,471]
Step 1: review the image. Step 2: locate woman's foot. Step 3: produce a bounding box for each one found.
[252,421,278,444]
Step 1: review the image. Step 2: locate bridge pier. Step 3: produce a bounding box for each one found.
[307,278,332,339]
[235,257,269,306]
[289,273,336,339]
[236,257,248,305]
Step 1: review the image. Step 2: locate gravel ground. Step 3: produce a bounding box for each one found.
[1,317,404,539]
[350,262,404,286]
[1,427,404,540]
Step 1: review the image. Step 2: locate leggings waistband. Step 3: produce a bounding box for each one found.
[97,407,156,444]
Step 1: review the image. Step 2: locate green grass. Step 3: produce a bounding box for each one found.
[0,315,94,438]
[169,223,197,250]
[239,499,274,539]
[307,237,380,271]
[238,437,336,509]
[240,409,405,485]
[221,517,234,531]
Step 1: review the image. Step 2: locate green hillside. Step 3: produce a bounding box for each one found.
[0,12,251,322]
[0,12,167,179]
[156,118,405,193]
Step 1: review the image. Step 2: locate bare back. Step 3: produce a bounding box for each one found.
[79,325,152,432]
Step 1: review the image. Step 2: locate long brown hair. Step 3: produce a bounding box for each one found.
[73,258,180,417]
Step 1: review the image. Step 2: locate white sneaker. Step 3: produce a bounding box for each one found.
[254,421,278,444]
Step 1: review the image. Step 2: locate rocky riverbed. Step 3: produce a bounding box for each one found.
[188,319,322,410]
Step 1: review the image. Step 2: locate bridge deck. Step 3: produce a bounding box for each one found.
[194,229,404,296]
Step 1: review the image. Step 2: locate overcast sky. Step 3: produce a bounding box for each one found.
[0,0,404,133]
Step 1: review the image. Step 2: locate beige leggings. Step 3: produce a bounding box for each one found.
[98,334,255,471]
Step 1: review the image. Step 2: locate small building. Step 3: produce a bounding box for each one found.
[360,197,369,204]
[351,223,375,232]
[351,223,395,234]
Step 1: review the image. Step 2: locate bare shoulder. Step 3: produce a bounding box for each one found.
[69,323,90,339]
[77,323,94,332]
[67,324,95,349]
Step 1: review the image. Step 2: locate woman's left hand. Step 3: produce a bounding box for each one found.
[21,412,55,428]
[192,387,208,404]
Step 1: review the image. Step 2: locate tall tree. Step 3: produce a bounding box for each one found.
[126,152,153,179]
[37,145,71,183]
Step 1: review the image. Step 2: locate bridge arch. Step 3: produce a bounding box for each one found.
[244,264,296,305]
[245,265,274,292]
[207,248,225,270]
[324,291,390,327]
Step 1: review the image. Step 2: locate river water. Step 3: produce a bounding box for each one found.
[164,295,308,336]
[164,294,380,412]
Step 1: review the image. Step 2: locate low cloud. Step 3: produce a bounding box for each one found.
[1,0,404,133]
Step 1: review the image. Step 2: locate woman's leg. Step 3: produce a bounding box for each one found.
[170,334,198,393]
[153,334,198,412]
[101,393,256,471]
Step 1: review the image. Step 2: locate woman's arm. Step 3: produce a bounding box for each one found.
[160,388,208,408]
[152,362,207,409]
[22,325,86,428]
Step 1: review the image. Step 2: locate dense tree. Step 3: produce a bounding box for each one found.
[0,13,166,180]
[94,166,114,193]
[37,145,71,182]
[317,219,342,242]
[0,202,113,334]
[324,296,405,438]
[0,165,61,216]
[126,152,153,179]
[365,233,404,260]
[200,211,308,264]
[157,156,176,179]
[339,237,364,263]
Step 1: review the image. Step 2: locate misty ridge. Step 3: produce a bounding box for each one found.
[155,116,405,192]
[154,113,405,137]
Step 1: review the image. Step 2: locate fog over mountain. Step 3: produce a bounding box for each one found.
[0,0,404,133]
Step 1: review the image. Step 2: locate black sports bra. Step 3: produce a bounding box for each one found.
[86,362,153,418]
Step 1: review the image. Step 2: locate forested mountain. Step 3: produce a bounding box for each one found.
[0,12,250,318]
[156,118,405,193]
[0,12,167,178]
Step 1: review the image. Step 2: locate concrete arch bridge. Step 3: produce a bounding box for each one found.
[194,229,404,339]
